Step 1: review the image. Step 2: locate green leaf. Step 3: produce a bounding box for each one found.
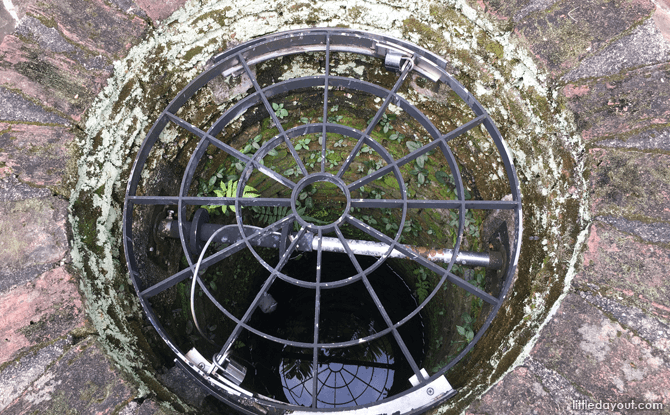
[418,172,425,184]
[284,168,295,176]
[435,171,451,185]
[457,325,466,336]
[416,155,425,168]
[406,141,421,152]
[268,149,278,156]
[208,175,217,186]
[272,102,279,110]
[253,134,262,142]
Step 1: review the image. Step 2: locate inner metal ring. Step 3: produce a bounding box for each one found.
[290,173,351,232]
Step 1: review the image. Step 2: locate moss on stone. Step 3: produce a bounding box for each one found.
[182,45,204,62]
[191,7,231,27]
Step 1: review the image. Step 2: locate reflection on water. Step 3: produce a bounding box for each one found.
[243,253,423,407]
[280,341,395,408]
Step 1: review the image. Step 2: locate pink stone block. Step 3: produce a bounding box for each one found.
[134,0,188,23]
[0,267,84,364]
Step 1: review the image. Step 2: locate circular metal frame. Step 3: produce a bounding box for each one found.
[123,28,522,414]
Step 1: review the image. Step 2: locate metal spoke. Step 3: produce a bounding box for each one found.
[312,229,323,408]
[317,371,331,397]
[346,215,499,305]
[216,226,307,357]
[166,112,250,163]
[343,377,357,405]
[348,368,384,395]
[139,214,295,298]
[139,238,248,298]
[348,114,487,191]
[205,197,293,207]
[127,195,294,207]
[337,57,414,178]
[287,377,308,393]
[321,35,330,174]
[166,112,297,189]
[349,198,518,210]
[238,53,308,176]
[334,227,422,378]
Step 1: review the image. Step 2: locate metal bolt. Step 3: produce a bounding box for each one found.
[427,388,434,396]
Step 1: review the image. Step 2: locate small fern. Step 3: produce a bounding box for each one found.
[205,179,259,214]
[252,204,329,231]
[252,206,291,225]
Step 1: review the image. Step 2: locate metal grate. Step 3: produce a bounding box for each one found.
[123,28,522,415]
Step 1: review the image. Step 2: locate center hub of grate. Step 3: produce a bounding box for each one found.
[292,174,350,231]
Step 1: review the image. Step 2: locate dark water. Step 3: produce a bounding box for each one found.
[236,252,424,408]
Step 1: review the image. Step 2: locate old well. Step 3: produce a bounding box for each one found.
[68,1,588,414]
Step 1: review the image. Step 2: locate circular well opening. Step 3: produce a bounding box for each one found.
[113,27,530,415]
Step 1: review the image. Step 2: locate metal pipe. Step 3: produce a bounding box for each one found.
[158,219,503,269]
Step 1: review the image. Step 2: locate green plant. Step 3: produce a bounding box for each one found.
[272,102,288,119]
[471,268,485,290]
[283,167,302,178]
[406,141,428,167]
[204,179,259,215]
[242,134,263,155]
[361,215,377,225]
[253,203,328,231]
[410,165,430,186]
[252,206,291,225]
[318,114,343,123]
[368,113,396,133]
[389,132,405,141]
[414,267,432,303]
[197,163,230,197]
[380,217,399,233]
[435,171,454,186]
[294,137,311,151]
[456,313,475,343]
